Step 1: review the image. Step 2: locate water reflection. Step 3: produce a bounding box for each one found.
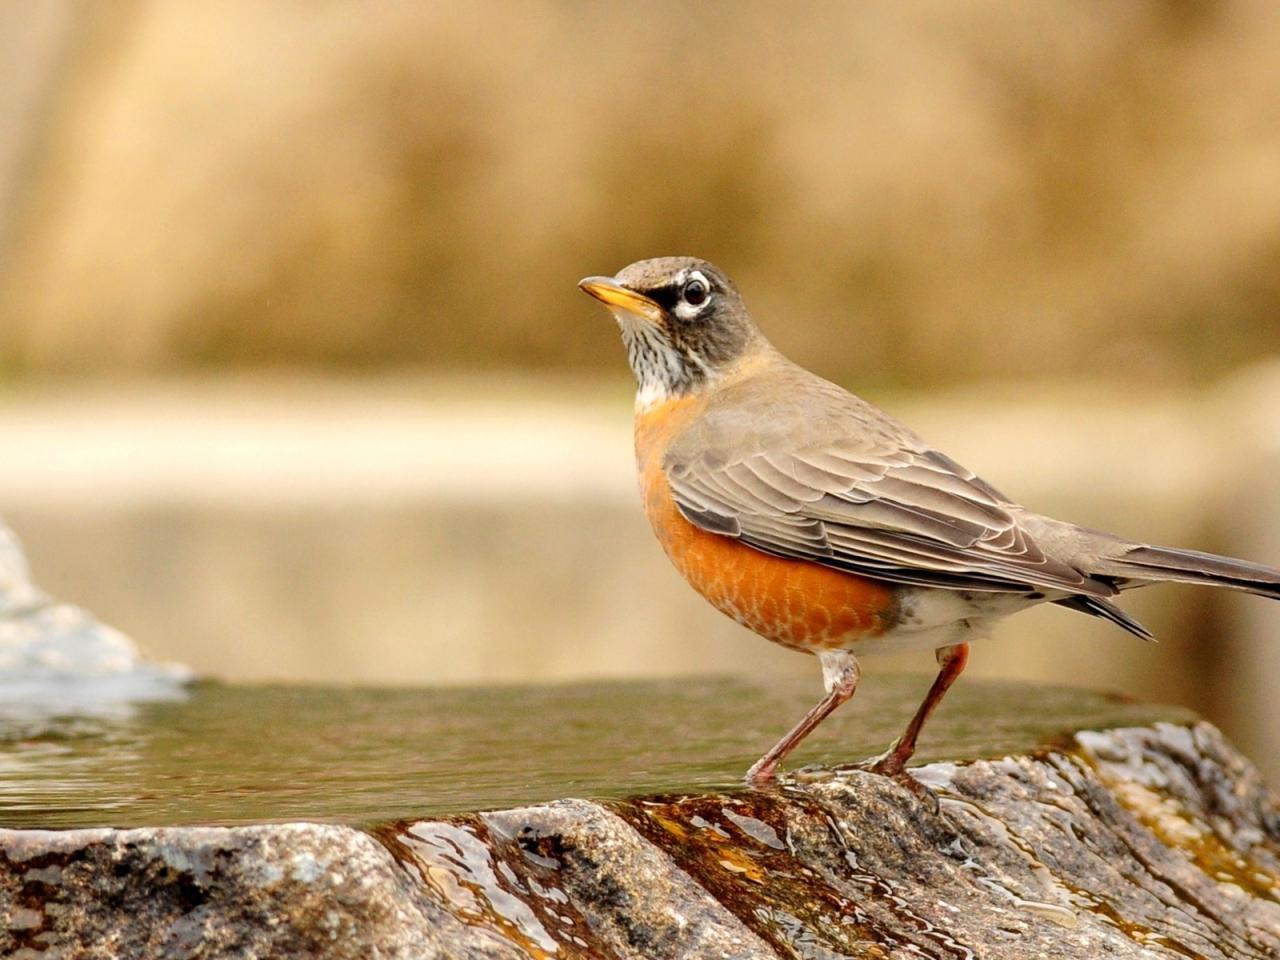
[0,675,1189,829]
[0,520,192,817]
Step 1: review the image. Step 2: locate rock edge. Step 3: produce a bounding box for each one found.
[2,720,1277,959]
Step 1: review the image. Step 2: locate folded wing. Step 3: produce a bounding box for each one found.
[666,431,1116,599]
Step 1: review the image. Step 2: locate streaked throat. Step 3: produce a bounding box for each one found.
[620,322,705,411]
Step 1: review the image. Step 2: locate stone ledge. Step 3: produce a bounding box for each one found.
[2,720,1277,959]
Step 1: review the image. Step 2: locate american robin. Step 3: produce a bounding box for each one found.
[580,256,1280,786]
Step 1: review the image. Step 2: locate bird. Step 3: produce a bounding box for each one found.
[579,256,1280,787]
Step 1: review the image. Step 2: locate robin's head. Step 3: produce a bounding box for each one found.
[579,257,764,406]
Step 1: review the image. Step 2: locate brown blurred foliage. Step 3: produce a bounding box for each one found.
[1,0,1279,384]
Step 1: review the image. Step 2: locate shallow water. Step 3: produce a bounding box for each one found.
[0,675,1190,829]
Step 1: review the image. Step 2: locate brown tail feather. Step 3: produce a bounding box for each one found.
[1097,544,1280,599]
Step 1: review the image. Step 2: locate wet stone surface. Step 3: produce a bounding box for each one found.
[0,824,496,960]
[3,719,1276,959]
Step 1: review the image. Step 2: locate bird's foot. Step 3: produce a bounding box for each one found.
[746,760,836,788]
[789,763,834,784]
[858,738,908,778]
[744,757,779,787]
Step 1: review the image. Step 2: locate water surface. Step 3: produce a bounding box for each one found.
[0,676,1189,829]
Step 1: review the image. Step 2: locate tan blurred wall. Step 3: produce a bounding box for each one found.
[0,2,1277,778]
[0,2,74,268]
[0,369,1276,780]
[1,1,1280,381]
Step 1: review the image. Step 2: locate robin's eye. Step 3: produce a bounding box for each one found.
[682,278,708,306]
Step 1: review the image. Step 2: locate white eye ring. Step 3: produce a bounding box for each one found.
[681,271,711,308]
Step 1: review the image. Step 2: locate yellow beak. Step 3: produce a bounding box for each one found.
[578,276,663,322]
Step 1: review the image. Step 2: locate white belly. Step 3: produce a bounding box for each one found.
[848,587,1048,657]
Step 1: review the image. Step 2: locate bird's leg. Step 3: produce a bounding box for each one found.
[867,642,970,778]
[746,650,861,786]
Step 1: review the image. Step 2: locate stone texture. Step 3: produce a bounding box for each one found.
[380,802,774,959]
[0,823,525,960]
[2,721,1278,959]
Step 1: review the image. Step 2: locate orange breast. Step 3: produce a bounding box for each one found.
[634,397,897,653]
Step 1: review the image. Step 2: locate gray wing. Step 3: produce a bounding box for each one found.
[664,382,1115,599]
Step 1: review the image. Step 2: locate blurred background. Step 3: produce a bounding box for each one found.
[0,2,1277,776]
